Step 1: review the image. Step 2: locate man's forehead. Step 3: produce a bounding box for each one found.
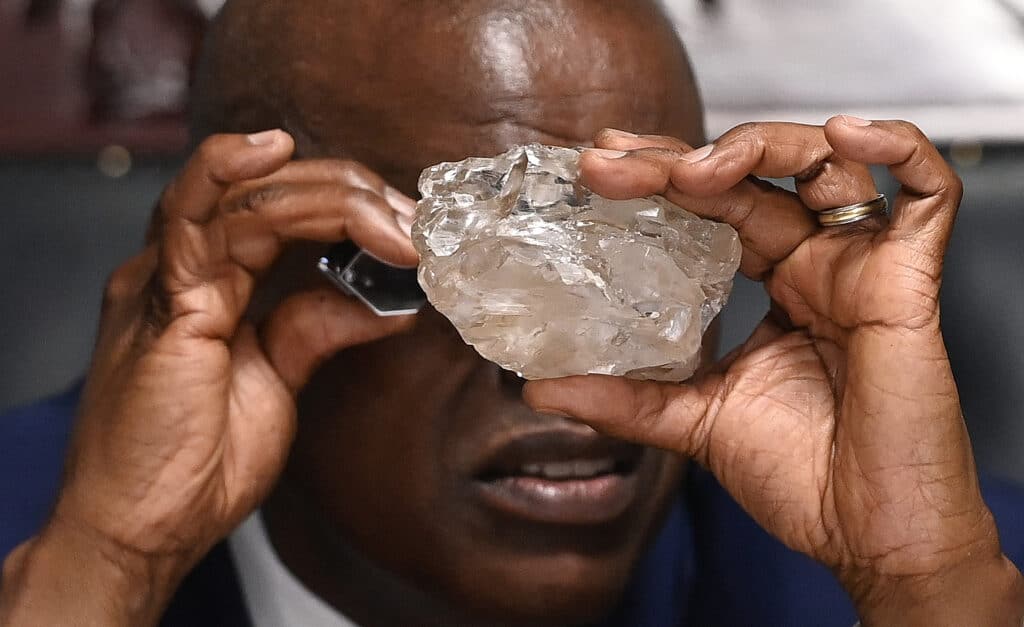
[279,0,700,190]
[303,84,695,197]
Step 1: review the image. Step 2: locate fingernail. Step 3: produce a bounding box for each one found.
[396,213,414,238]
[840,115,872,127]
[246,129,281,146]
[603,128,638,139]
[385,186,417,217]
[585,148,628,159]
[679,144,715,163]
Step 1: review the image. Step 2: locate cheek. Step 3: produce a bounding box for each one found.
[288,309,481,514]
[299,307,477,425]
[288,362,450,573]
[285,322,498,589]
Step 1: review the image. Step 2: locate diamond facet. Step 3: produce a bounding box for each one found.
[412,144,741,381]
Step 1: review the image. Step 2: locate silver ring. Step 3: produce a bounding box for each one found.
[817,194,888,227]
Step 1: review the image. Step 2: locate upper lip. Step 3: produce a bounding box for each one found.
[473,429,644,481]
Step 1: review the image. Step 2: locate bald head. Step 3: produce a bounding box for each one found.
[193,0,703,193]
[191,4,706,622]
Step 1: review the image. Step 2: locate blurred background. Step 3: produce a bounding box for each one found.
[1,0,1022,478]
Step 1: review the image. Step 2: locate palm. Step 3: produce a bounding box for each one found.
[525,119,998,585]
[694,223,983,572]
[147,213,298,527]
[74,229,298,556]
[771,226,940,336]
[690,321,838,558]
[61,137,417,560]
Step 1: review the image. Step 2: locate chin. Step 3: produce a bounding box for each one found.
[436,492,678,627]
[448,551,634,627]
[425,450,684,626]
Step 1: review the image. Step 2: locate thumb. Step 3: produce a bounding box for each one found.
[523,375,714,461]
[262,288,415,394]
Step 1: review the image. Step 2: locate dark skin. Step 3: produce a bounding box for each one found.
[2,2,701,627]
[257,4,703,625]
[2,1,1023,626]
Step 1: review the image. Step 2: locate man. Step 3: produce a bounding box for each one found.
[2,0,1024,625]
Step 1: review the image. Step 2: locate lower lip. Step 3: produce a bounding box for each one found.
[474,472,639,525]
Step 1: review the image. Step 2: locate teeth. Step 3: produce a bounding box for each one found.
[519,458,617,480]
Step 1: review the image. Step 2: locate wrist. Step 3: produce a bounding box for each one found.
[0,516,185,627]
[849,553,1024,627]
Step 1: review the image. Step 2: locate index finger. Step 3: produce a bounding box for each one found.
[580,144,820,280]
[160,130,295,224]
[824,116,963,253]
[584,123,878,208]
[676,123,879,211]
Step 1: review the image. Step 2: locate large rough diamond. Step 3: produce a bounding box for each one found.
[411,144,741,381]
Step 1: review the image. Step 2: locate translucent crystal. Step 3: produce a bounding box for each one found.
[412,144,741,381]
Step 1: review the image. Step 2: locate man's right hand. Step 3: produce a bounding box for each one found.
[0,130,419,626]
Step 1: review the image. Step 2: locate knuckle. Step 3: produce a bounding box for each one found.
[238,184,284,213]
[192,133,241,178]
[892,119,927,141]
[338,160,387,192]
[638,148,683,176]
[346,186,384,209]
[141,272,173,330]
[945,171,965,200]
[731,122,766,145]
[102,256,149,309]
[158,180,179,218]
[724,189,758,231]
[103,266,135,306]
[923,159,962,201]
[630,384,669,433]
[731,121,760,135]
[195,134,229,166]
[727,123,769,157]
[593,128,619,144]
[332,159,369,183]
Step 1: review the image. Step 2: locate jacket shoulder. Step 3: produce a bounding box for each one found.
[685,468,1024,626]
[0,384,80,557]
[0,385,252,626]
[981,474,1024,570]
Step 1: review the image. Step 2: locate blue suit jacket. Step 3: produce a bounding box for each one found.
[3,384,1024,626]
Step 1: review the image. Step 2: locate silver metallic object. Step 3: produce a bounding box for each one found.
[318,241,425,316]
[817,193,889,227]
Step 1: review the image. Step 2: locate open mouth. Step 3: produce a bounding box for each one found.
[472,431,645,525]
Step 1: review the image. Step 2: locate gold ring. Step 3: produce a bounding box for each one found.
[817,194,888,227]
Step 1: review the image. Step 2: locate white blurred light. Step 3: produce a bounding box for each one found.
[663,0,1024,142]
[193,0,226,18]
[97,145,132,178]
[950,141,985,168]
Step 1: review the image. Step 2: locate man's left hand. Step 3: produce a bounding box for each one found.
[525,117,1024,625]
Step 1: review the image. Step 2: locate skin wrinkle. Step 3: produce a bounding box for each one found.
[890,256,943,291]
[761,383,826,418]
[794,159,829,184]
[840,455,954,505]
[661,390,709,462]
[738,334,811,376]
[889,227,950,269]
[857,501,986,568]
[484,87,642,108]
[695,377,736,472]
[9,2,1020,625]
[728,184,762,234]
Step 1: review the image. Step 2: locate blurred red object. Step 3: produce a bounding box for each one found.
[0,0,209,156]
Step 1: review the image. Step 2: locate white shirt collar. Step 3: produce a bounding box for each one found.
[228,511,360,627]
